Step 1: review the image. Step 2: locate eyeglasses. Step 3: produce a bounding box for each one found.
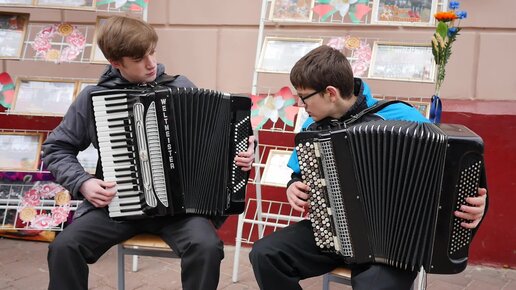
[299,89,324,104]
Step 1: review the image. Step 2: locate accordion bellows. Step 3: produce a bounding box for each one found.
[295,120,484,274]
[91,86,252,219]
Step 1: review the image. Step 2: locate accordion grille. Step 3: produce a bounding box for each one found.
[319,139,354,257]
[231,116,251,195]
[449,159,482,255]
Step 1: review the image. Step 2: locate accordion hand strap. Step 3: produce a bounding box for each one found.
[344,100,413,126]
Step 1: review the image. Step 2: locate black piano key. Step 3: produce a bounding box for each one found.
[116,178,137,184]
[107,108,130,114]
[115,166,136,172]
[113,159,135,165]
[108,123,129,129]
[118,186,139,192]
[109,133,132,140]
[105,100,132,107]
[108,116,129,122]
[111,144,134,150]
[110,138,134,144]
[115,173,137,179]
[113,152,133,158]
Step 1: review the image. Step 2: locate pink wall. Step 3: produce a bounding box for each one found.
[1,0,515,267]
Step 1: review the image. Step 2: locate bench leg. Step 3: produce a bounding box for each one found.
[322,273,330,290]
[132,253,139,272]
[414,267,427,290]
[117,244,125,290]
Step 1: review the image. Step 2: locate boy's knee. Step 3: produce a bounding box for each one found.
[189,234,224,259]
[249,238,273,265]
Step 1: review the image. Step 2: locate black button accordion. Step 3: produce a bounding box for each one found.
[91,86,252,219]
[295,120,485,274]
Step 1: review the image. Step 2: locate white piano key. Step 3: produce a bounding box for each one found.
[95,115,128,122]
[94,111,129,119]
[108,210,144,218]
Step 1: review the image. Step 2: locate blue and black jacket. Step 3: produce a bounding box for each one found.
[287,78,429,180]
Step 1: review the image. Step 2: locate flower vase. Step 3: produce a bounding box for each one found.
[429,94,442,123]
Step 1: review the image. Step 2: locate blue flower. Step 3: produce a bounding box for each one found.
[448,27,458,37]
[449,1,460,10]
[456,11,468,19]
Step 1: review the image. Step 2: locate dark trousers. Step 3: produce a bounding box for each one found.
[47,208,224,290]
[249,219,418,290]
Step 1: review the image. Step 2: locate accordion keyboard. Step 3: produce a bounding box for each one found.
[296,141,340,253]
[93,93,144,218]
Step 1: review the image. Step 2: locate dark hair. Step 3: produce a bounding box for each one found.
[290,45,354,99]
[97,16,158,61]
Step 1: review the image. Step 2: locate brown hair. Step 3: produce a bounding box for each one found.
[97,16,158,62]
[290,45,354,99]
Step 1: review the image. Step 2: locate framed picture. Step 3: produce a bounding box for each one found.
[0,132,44,171]
[90,16,109,64]
[294,107,310,133]
[371,0,438,26]
[368,42,435,82]
[12,78,77,116]
[34,0,95,10]
[261,149,294,187]
[269,0,315,22]
[76,79,97,97]
[77,144,98,174]
[0,12,30,59]
[258,37,322,73]
[95,0,147,12]
[0,0,34,4]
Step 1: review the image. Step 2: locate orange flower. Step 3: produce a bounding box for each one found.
[434,11,458,22]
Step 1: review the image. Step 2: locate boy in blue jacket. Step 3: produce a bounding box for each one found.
[249,45,487,290]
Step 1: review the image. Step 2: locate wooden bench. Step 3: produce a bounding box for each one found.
[117,234,179,290]
[322,267,352,289]
[323,266,424,290]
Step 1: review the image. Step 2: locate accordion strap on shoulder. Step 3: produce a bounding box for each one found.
[155,74,179,85]
[344,99,413,126]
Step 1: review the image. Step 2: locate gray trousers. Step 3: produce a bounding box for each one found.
[47,208,223,290]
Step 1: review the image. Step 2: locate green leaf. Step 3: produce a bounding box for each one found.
[431,41,440,64]
[436,22,448,39]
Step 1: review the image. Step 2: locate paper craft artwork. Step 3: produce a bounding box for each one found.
[261,150,294,187]
[31,23,86,63]
[325,36,372,77]
[313,0,371,23]
[0,72,15,109]
[269,0,315,22]
[96,0,149,11]
[251,87,298,130]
